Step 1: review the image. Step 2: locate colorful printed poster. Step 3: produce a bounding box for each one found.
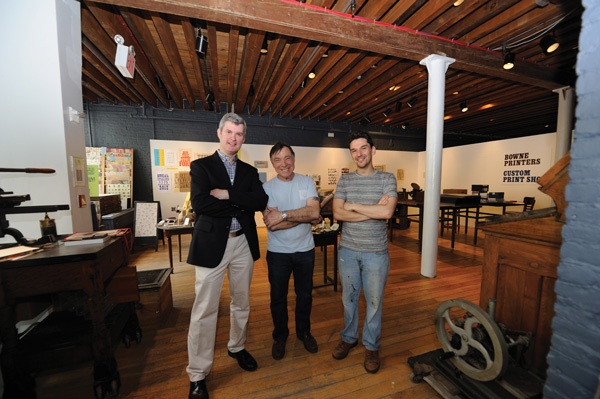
[154,149,164,166]
[157,172,171,191]
[165,150,177,167]
[174,171,191,192]
[87,165,99,197]
[179,149,192,167]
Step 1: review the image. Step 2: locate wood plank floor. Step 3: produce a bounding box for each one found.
[35,223,485,399]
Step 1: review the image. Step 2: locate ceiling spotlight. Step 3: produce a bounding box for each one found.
[260,37,268,54]
[322,50,329,58]
[453,0,464,5]
[460,102,468,112]
[401,123,409,130]
[407,97,418,108]
[205,91,214,111]
[383,108,392,118]
[503,52,515,70]
[395,102,402,112]
[308,68,316,79]
[205,91,214,103]
[540,34,559,54]
[300,79,306,88]
[195,28,208,55]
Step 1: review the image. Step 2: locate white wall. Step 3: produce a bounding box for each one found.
[436,133,556,210]
[0,0,89,244]
[149,133,557,227]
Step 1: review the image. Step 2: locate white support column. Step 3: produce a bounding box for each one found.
[553,86,575,162]
[419,54,455,278]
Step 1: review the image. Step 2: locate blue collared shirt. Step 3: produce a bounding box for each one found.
[216,149,241,232]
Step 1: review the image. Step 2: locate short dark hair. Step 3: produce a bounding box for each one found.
[218,112,247,134]
[348,131,374,148]
[269,142,295,160]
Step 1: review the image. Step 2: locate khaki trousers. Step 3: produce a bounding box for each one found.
[186,234,254,382]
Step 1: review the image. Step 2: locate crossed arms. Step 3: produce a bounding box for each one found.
[262,197,322,231]
[332,194,397,222]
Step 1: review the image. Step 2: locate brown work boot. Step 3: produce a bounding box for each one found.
[332,340,358,360]
[364,349,380,373]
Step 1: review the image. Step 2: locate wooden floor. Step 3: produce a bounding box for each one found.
[35,223,486,399]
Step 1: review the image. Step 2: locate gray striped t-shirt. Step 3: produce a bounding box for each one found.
[334,170,397,252]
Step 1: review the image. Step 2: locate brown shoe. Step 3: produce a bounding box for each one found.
[297,332,318,353]
[332,340,358,360]
[364,349,380,373]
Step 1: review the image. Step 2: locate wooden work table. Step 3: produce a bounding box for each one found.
[156,224,194,270]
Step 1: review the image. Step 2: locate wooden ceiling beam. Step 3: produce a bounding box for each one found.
[403,0,454,31]
[324,63,425,121]
[442,0,520,40]
[260,38,310,116]
[82,58,132,105]
[119,7,185,108]
[227,25,240,108]
[271,43,328,116]
[82,79,117,105]
[81,35,146,105]
[84,1,169,107]
[181,18,209,110]
[206,22,221,112]
[90,0,574,89]
[301,54,389,119]
[82,45,142,105]
[234,30,264,113]
[284,48,358,118]
[82,87,100,104]
[249,36,287,114]
[150,12,196,109]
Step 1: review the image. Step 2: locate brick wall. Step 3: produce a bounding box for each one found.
[84,103,425,202]
[543,1,600,397]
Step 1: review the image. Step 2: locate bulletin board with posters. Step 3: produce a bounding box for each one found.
[86,147,134,209]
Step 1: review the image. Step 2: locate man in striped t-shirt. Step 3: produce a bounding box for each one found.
[331,131,397,374]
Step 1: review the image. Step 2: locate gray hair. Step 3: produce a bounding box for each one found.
[218,113,247,134]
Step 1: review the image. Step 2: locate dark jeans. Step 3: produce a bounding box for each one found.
[266,249,315,342]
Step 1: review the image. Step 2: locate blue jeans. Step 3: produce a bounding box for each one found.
[339,247,389,351]
[266,249,315,342]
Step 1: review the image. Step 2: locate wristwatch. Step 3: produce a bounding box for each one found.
[281,212,288,221]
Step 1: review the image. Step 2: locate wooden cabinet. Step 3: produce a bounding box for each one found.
[0,238,140,398]
[478,211,563,377]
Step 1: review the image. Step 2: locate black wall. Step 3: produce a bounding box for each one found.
[83,102,426,202]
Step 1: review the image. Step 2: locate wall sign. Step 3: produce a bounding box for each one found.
[501,151,545,184]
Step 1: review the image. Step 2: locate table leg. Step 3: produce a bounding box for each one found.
[464,208,469,234]
[451,209,458,249]
[167,232,174,270]
[323,245,328,284]
[474,208,480,245]
[418,206,423,252]
[178,234,182,262]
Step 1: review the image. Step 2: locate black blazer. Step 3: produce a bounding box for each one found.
[187,151,268,268]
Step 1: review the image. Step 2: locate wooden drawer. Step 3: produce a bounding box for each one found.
[497,238,559,278]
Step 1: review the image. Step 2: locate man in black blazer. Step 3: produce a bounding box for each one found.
[186,113,268,399]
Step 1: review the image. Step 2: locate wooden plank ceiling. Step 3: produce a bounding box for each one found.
[82,0,582,146]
